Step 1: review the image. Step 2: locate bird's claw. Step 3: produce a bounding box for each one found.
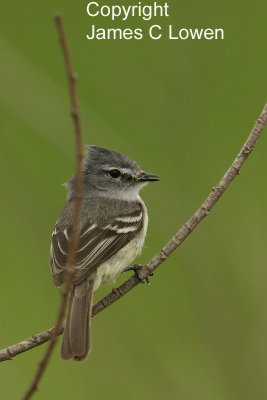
[122,264,153,286]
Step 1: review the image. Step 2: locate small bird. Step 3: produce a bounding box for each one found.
[49,146,159,361]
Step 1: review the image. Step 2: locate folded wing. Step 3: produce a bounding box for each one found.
[50,207,143,286]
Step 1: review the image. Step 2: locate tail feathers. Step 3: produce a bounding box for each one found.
[61,278,94,361]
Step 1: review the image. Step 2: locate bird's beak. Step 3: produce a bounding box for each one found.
[138,172,160,182]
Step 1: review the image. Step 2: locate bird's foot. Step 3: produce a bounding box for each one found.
[122,264,153,286]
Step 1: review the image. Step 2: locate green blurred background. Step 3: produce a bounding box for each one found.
[1,1,267,399]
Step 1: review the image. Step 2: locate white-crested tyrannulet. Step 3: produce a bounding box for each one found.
[50,146,159,361]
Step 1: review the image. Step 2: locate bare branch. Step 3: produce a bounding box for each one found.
[22,13,84,400]
[1,103,266,364]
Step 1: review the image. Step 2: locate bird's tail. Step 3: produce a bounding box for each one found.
[61,277,94,361]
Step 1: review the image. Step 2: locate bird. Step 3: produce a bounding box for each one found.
[49,145,159,361]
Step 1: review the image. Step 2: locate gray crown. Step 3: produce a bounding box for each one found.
[84,145,141,174]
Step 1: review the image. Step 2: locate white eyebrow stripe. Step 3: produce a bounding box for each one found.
[120,167,134,175]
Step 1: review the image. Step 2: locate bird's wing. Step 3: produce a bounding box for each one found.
[50,207,143,286]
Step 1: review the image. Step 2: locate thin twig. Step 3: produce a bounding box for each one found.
[22,13,84,400]
[1,103,266,364]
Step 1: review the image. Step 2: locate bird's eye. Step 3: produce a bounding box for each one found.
[108,169,121,178]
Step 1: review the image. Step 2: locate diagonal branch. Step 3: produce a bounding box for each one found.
[22,13,84,400]
[1,103,266,363]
